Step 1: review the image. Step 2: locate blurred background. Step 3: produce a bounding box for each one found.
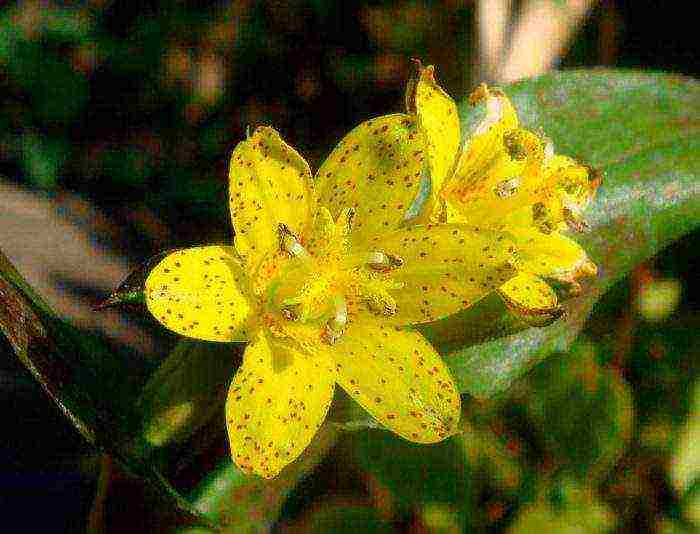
[1,1,698,532]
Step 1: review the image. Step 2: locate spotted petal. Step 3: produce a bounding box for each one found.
[145,246,256,342]
[226,329,335,478]
[228,126,315,270]
[499,207,598,289]
[442,127,545,227]
[315,114,428,244]
[536,154,600,233]
[497,272,563,327]
[332,319,460,443]
[356,223,519,324]
[408,63,460,201]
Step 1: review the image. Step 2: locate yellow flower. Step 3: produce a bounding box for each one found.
[397,62,600,325]
[144,126,519,478]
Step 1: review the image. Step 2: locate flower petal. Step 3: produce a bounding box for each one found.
[512,225,598,294]
[315,114,428,244]
[410,63,460,199]
[226,329,335,478]
[145,246,256,342]
[497,272,564,327]
[229,126,315,270]
[536,154,600,233]
[332,319,460,443]
[442,127,546,227]
[357,223,519,324]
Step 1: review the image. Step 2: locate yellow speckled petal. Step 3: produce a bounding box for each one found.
[439,84,518,198]
[512,225,598,293]
[357,223,519,324]
[229,126,315,270]
[145,246,256,342]
[443,126,546,227]
[537,155,601,232]
[497,272,563,327]
[226,329,335,478]
[304,207,352,265]
[315,114,428,244]
[332,319,460,443]
[412,63,460,198]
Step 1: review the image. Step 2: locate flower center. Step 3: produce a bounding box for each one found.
[266,210,405,345]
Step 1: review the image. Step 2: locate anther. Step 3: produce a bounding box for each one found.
[280,303,300,321]
[494,177,521,198]
[563,207,590,233]
[278,223,310,259]
[366,251,404,272]
[321,296,347,345]
[503,131,528,161]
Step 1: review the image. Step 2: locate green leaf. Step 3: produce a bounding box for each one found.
[519,341,634,482]
[509,477,616,533]
[176,424,338,530]
[422,69,700,398]
[277,503,394,533]
[350,429,472,520]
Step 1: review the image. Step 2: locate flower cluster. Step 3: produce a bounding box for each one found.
[142,62,598,478]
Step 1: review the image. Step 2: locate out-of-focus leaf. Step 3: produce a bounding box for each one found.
[134,340,241,455]
[8,41,89,124]
[521,341,633,482]
[350,427,471,528]
[420,70,700,397]
[508,478,615,533]
[671,379,700,520]
[175,424,338,531]
[0,249,213,528]
[626,315,700,426]
[636,278,682,322]
[279,501,393,533]
[457,421,523,494]
[21,133,69,189]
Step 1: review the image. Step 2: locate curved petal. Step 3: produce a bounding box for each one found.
[315,113,429,244]
[410,63,461,198]
[511,224,598,292]
[145,246,256,342]
[443,127,546,227]
[332,319,460,443]
[229,126,315,270]
[439,84,518,202]
[352,223,518,325]
[537,154,599,233]
[497,272,563,327]
[226,329,335,478]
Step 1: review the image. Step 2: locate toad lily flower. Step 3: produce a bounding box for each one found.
[396,62,600,326]
[144,126,520,478]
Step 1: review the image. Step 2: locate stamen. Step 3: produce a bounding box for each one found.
[280,303,300,321]
[563,207,590,233]
[278,223,310,260]
[543,137,555,160]
[494,177,521,198]
[503,131,528,161]
[367,251,404,272]
[321,296,347,345]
